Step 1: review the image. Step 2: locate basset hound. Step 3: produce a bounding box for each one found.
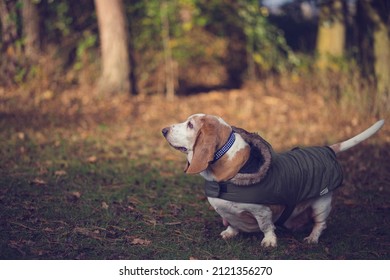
[162,114,384,247]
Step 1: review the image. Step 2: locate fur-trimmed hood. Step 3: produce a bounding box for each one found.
[229,126,275,186]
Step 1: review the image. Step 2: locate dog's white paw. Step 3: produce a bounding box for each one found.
[220,226,239,240]
[261,232,277,248]
[261,237,277,248]
[303,236,319,244]
[303,222,326,244]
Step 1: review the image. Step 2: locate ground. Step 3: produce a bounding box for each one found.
[0,81,389,259]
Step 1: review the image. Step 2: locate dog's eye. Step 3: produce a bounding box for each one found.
[187,121,193,129]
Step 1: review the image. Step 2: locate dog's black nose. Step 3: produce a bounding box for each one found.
[162,127,169,137]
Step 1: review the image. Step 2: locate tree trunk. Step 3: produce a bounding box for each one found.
[160,0,175,99]
[128,37,138,96]
[0,0,18,53]
[365,0,390,110]
[316,0,346,69]
[372,22,390,106]
[358,0,390,113]
[94,0,130,94]
[0,1,19,86]
[22,0,40,60]
[226,25,247,88]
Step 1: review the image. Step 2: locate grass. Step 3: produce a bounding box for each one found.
[0,83,389,259]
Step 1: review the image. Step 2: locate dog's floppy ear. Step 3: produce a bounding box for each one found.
[185,125,217,174]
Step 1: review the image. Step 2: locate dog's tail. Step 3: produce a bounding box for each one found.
[330,120,384,153]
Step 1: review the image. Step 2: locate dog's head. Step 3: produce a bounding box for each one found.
[162,114,232,174]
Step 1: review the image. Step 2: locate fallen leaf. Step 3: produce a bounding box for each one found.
[324,247,330,254]
[70,191,81,198]
[130,238,151,246]
[127,196,142,205]
[165,222,181,226]
[101,201,109,209]
[343,199,359,206]
[38,167,48,175]
[146,219,157,226]
[43,227,54,232]
[87,156,97,163]
[42,90,54,100]
[67,191,82,202]
[30,178,47,186]
[31,248,48,256]
[73,227,90,235]
[73,227,103,240]
[55,170,67,176]
[17,132,25,140]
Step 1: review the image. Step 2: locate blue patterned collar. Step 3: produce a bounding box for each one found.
[211,131,235,163]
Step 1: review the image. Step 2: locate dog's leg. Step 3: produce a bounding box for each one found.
[304,193,332,244]
[258,223,277,248]
[254,209,277,248]
[220,226,239,239]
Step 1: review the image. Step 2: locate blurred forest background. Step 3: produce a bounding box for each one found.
[0,0,389,114]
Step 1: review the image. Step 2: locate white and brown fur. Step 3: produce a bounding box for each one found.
[162,114,384,247]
